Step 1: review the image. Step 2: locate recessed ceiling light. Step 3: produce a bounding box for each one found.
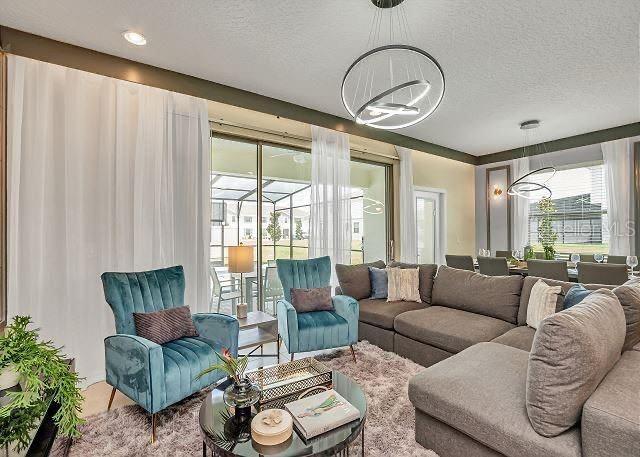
[122,31,147,46]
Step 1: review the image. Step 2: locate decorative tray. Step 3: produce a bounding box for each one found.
[246,358,332,409]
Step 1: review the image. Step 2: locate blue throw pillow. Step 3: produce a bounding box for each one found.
[369,267,388,299]
[563,284,591,309]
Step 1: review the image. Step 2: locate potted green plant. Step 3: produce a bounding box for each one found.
[0,316,85,452]
[197,349,260,422]
[537,197,558,260]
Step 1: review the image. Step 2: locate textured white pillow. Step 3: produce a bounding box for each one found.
[387,267,422,303]
[527,279,562,329]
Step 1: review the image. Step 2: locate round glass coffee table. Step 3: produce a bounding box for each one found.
[199,370,367,457]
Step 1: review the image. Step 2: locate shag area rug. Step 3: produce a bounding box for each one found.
[55,341,438,456]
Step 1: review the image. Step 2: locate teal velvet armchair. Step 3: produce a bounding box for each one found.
[276,257,359,362]
[101,265,239,442]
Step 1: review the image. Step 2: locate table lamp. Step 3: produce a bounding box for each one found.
[228,244,254,318]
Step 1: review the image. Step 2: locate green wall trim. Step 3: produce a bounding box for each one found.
[478,123,640,165]
[0,25,476,165]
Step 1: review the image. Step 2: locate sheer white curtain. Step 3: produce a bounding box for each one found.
[511,157,530,252]
[602,138,634,255]
[309,126,351,281]
[396,146,417,263]
[7,56,211,385]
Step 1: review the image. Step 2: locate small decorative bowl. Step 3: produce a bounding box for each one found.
[251,409,293,446]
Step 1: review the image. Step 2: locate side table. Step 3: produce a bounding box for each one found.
[236,311,279,363]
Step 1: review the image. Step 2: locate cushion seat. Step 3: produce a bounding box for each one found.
[162,336,221,406]
[358,298,425,330]
[409,342,582,457]
[394,306,515,353]
[296,311,349,352]
[491,326,536,352]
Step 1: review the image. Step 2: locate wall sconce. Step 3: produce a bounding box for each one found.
[493,186,503,199]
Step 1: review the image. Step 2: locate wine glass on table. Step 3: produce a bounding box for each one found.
[627,256,638,277]
[570,253,580,268]
[594,253,604,263]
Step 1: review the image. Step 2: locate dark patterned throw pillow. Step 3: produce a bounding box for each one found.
[133,306,199,345]
[290,287,334,313]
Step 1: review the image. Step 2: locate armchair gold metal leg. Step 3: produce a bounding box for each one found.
[151,414,157,444]
[350,345,357,363]
[107,387,116,411]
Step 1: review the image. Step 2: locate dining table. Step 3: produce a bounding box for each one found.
[506,264,579,281]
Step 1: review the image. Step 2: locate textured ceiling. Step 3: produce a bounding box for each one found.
[1,0,639,155]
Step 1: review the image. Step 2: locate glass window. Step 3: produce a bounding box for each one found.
[211,137,258,316]
[212,137,390,317]
[527,163,608,254]
[350,160,388,263]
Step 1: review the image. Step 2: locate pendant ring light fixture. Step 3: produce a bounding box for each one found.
[507,120,556,200]
[341,0,445,130]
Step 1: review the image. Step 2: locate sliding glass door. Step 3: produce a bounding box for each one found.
[211,134,391,316]
[210,137,258,315]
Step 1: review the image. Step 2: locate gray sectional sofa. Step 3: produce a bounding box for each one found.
[336,261,640,457]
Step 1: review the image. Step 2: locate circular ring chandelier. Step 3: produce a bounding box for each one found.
[341,0,445,130]
[507,167,556,200]
[507,120,557,200]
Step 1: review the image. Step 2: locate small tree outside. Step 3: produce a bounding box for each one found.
[266,212,282,243]
[537,197,558,260]
[295,219,304,240]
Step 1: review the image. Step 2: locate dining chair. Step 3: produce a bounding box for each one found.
[579,254,596,263]
[495,250,511,258]
[526,259,569,281]
[577,262,629,285]
[263,266,284,316]
[210,264,241,314]
[606,255,628,264]
[477,256,509,276]
[445,255,475,271]
[102,265,239,442]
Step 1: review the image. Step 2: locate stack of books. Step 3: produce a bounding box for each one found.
[284,389,360,439]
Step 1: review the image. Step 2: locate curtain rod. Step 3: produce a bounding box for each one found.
[209,118,399,161]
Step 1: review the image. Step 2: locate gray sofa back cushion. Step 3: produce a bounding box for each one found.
[335,260,385,300]
[526,289,626,437]
[388,262,438,304]
[518,276,613,326]
[432,266,523,324]
[612,277,640,351]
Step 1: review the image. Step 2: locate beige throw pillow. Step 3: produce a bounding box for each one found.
[526,279,562,329]
[387,267,421,303]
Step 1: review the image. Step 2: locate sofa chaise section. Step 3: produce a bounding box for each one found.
[581,349,640,457]
[409,342,582,457]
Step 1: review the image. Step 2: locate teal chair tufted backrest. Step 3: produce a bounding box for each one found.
[276,256,332,303]
[101,265,186,335]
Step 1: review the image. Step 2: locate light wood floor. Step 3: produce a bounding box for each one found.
[80,341,336,418]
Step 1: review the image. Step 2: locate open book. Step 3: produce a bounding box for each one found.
[284,389,360,439]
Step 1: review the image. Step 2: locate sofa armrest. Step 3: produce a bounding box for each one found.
[104,334,165,414]
[332,295,359,344]
[277,299,299,353]
[581,350,640,457]
[192,313,240,357]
